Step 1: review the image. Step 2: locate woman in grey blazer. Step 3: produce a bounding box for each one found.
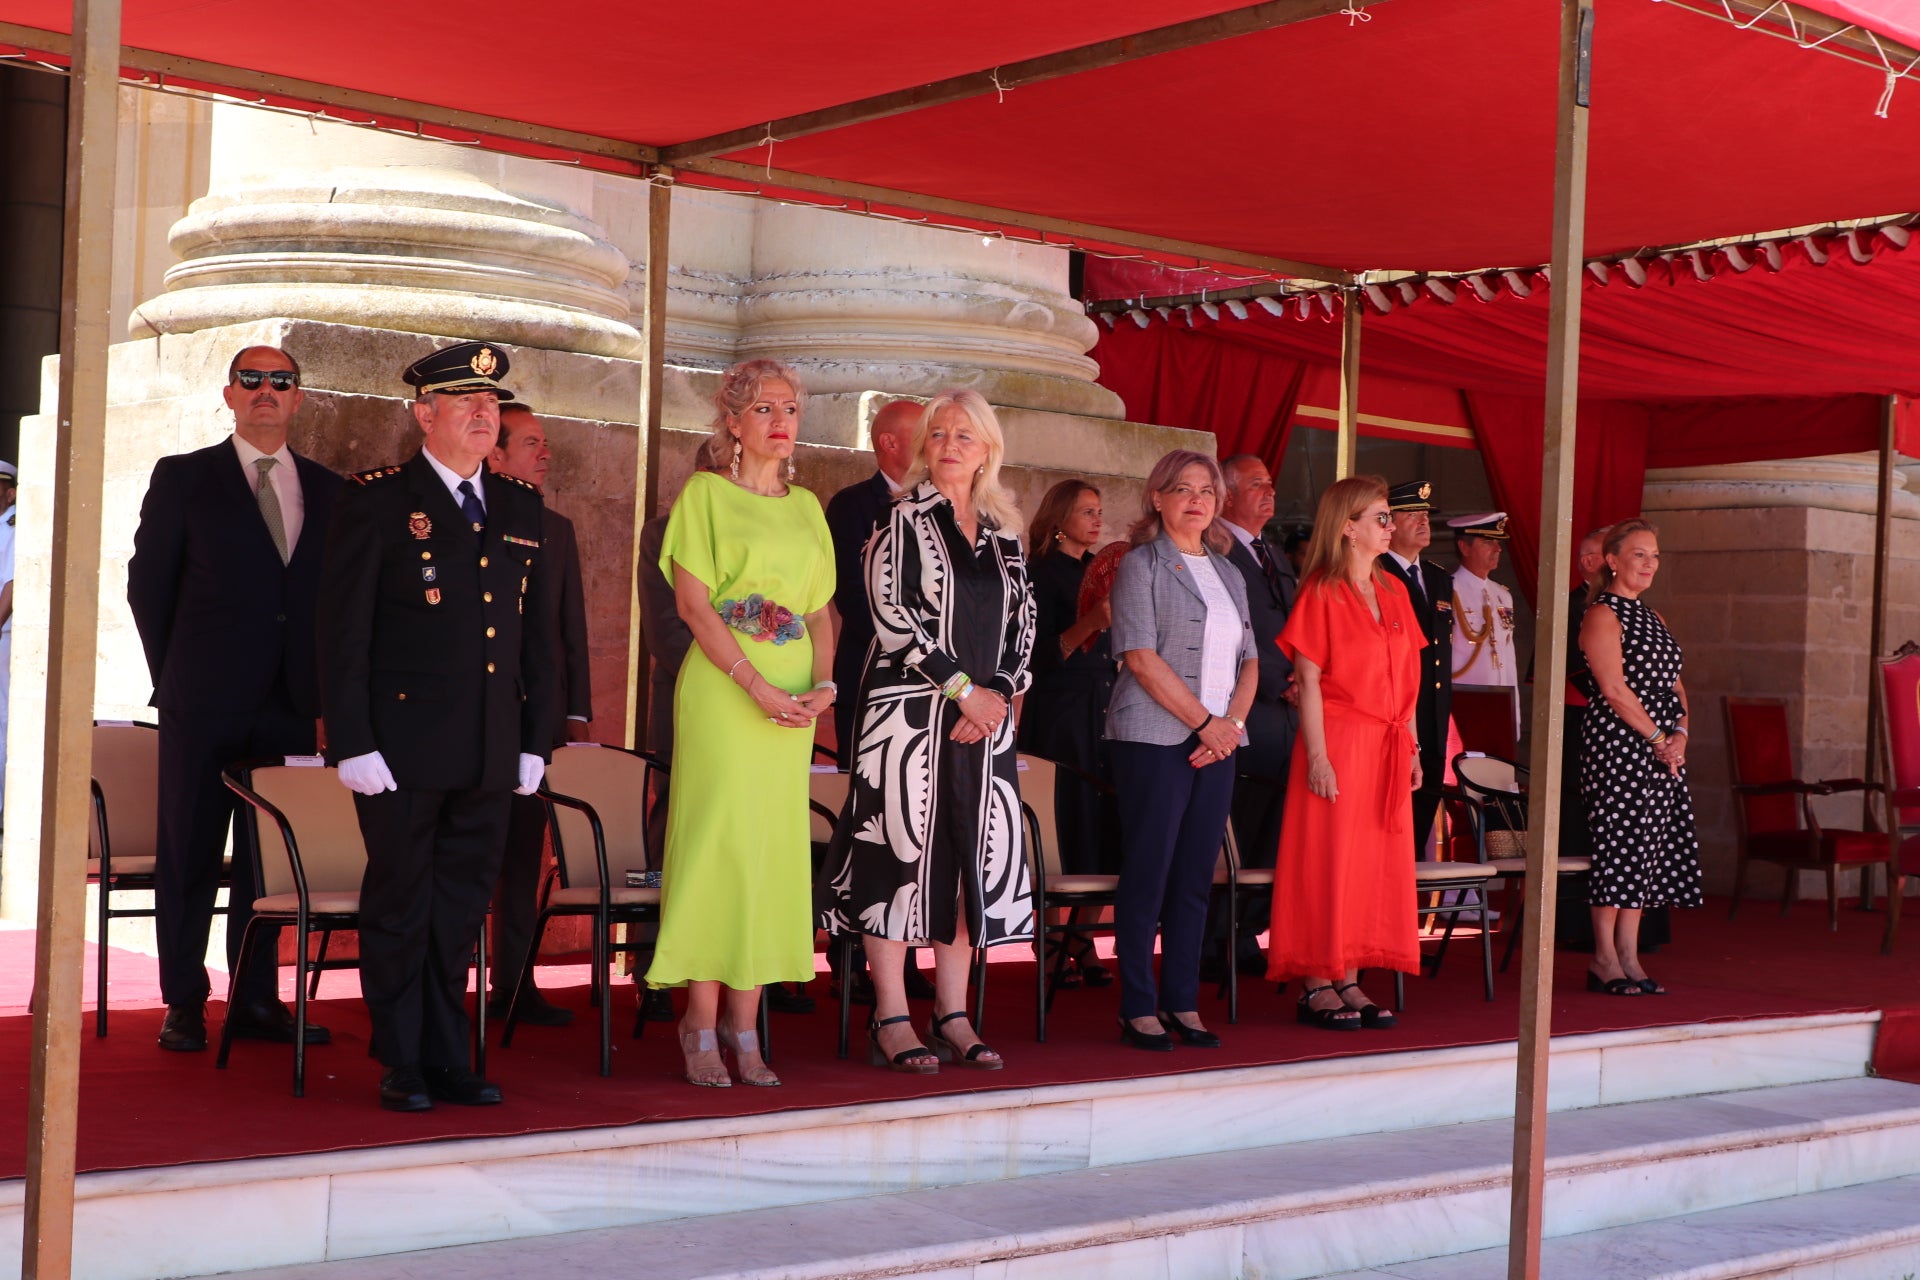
[1105,450,1259,1052]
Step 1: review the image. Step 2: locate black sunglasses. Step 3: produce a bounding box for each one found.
[233,369,298,391]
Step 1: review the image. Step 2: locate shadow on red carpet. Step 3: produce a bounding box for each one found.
[0,895,1911,1180]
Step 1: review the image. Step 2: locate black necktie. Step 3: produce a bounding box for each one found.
[458,479,486,535]
[1405,559,1427,607]
[1251,537,1284,603]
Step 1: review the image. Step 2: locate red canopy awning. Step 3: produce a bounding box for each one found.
[1090,240,1920,599]
[6,0,1920,274]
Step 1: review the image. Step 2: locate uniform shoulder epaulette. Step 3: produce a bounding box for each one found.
[350,465,405,486]
[496,472,538,492]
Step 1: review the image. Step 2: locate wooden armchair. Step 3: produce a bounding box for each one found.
[1724,697,1894,931]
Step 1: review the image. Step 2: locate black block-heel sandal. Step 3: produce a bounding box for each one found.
[1333,981,1396,1030]
[1297,984,1363,1031]
[928,1010,1003,1070]
[869,1014,939,1074]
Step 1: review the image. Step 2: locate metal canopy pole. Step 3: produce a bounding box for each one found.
[1507,2,1592,1277]
[625,166,673,750]
[1864,395,1895,813]
[1336,290,1361,479]
[23,0,120,1275]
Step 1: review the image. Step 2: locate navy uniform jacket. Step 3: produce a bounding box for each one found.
[1381,554,1454,778]
[127,439,343,717]
[1221,534,1298,775]
[318,452,560,792]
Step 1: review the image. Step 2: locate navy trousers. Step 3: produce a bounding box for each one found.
[1111,740,1236,1020]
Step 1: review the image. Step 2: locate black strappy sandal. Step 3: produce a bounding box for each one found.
[868,1014,939,1074]
[1296,984,1363,1031]
[928,1010,1003,1070]
[1585,970,1644,997]
[1333,981,1397,1030]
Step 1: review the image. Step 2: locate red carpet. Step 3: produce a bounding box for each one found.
[0,897,1913,1180]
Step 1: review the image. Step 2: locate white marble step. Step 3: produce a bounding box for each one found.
[209,1076,1920,1280]
[8,1014,1876,1280]
[1330,1173,1920,1279]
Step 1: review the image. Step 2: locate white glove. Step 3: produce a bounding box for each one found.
[516,753,545,796]
[337,751,397,795]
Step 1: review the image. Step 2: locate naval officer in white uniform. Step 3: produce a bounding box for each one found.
[1448,513,1517,689]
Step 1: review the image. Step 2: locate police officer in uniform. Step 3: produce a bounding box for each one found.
[1380,481,1454,856]
[319,341,560,1112]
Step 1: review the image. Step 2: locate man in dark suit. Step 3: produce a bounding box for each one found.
[824,397,918,756]
[319,341,560,1112]
[823,398,924,1001]
[1208,455,1297,975]
[1380,480,1454,857]
[128,345,343,1053]
[482,402,590,1027]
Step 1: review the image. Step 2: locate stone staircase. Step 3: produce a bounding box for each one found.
[160,1011,1920,1280]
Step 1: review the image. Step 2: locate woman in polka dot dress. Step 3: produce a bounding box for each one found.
[1578,519,1702,996]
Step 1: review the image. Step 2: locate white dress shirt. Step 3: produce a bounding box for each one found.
[232,435,304,554]
[422,447,487,519]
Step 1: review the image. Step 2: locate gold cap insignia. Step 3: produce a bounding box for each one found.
[1418,482,1432,500]
[470,347,499,377]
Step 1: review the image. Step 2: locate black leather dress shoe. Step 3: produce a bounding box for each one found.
[227,998,332,1045]
[423,1065,504,1106]
[379,1066,434,1113]
[488,990,574,1027]
[767,982,816,1015]
[157,1004,207,1053]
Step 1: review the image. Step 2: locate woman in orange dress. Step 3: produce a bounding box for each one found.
[1266,475,1423,1030]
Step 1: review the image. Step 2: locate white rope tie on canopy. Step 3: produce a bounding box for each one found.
[1660,0,1920,114]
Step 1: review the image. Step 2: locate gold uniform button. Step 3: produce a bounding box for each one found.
[479,555,489,568]
[486,626,496,638]
[487,662,496,674]
[397,693,407,701]
[483,591,493,603]
[524,557,532,567]
[421,551,432,561]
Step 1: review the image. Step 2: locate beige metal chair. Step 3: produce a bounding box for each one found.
[506,743,702,1077]
[1451,751,1592,974]
[1023,753,1117,1042]
[88,721,172,1038]
[221,759,414,1095]
[1209,823,1264,1024]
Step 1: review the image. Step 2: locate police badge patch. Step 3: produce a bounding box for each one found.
[408,512,432,540]
[422,566,437,582]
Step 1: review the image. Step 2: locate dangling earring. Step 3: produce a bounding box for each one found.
[784,454,796,482]
[730,439,742,481]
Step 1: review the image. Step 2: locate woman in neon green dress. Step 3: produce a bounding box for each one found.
[648,358,836,1089]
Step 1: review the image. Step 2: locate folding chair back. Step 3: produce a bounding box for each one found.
[545,744,652,891]
[89,723,160,868]
[1017,754,1063,876]
[809,768,850,843]
[247,764,369,898]
[1454,752,1529,854]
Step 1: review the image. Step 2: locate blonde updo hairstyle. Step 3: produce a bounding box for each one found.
[903,388,1024,535]
[708,357,807,467]
[1299,474,1392,595]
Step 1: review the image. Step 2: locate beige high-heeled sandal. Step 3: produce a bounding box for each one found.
[678,1022,731,1088]
[716,1021,781,1087]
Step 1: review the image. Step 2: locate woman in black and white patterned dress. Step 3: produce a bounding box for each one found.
[1579,519,1702,997]
[821,389,1036,1074]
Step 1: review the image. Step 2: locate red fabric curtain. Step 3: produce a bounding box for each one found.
[1092,321,1308,475]
[1463,394,1652,606]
